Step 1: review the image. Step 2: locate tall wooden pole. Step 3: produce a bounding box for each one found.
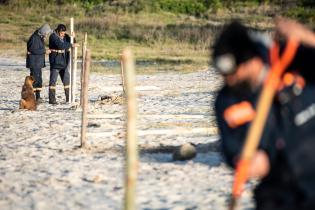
[69,17,74,103]
[72,46,78,102]
[80,32,87,106]
[122,48,138,210]
[120,54,126,94]
[70,17,77,103]
[81,49,91,148]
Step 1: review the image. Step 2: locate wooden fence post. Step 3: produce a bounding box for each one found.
[81,49,91,148]
[70,17,77,103]
[122,48,138,210]
[69,17,73,103]
[120,54,126,94]
[72,46,78,103]
[80,32,87,106]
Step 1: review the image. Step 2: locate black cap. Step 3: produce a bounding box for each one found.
[212,21,260,75]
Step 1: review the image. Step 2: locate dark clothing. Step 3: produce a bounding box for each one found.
[26,30,46,91]
[48,88,57,104]
[49,68,70,87]
[48,31,71,104]
[26,30,46,69]
[280,84,315,202]
[48,32,71,70]
[215,86,279,168]
[48,31,71,86]
[30,68,42,91]
[215,43,315,209]
[255,152,304,210]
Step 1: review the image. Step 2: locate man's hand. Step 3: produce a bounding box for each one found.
[248,150,270,179]
[45,49,51,54]
[72,43,80,48]
[275,17,315,47]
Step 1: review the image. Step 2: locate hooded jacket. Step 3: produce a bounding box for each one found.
[26,30,46,69]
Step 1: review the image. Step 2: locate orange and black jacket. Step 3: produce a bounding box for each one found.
[215,42,315,206]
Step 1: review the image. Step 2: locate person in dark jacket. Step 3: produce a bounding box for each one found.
[48,24,78,104]
[213,18,315,210]
[26,23,52,102]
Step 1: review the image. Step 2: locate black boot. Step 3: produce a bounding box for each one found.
[49,89,57,105]
[65,88,69,103]
[35,91,43,103]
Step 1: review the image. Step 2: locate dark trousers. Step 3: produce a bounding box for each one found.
[30,68,42,91]
[49,67,70,103]
[49,68,70,87]
[255,185,304,210]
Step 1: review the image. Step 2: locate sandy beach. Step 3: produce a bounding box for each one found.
[0,57,255,210]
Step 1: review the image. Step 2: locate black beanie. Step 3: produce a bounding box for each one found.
[212,21,260,75]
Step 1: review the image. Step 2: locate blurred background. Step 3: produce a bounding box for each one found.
[0,0,314,73]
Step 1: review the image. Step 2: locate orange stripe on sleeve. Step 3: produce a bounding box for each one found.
[224,101,256,128]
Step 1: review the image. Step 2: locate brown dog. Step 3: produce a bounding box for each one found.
[19,76,36,110]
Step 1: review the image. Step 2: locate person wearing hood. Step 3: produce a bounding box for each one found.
[26,23,52,102]
[48,24,78,104]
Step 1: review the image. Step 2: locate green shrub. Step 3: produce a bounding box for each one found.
[284,6,315,24]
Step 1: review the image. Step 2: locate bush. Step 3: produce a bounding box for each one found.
[284,6,315,24]
[155,0,207,16]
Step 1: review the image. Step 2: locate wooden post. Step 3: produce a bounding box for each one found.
[81,49,91,148]
[72,46,78,103]
[120,55,126,94]
[70,17,77,103]
[80,32,87,106]
[122,48,138,210]
[69,17,74,103]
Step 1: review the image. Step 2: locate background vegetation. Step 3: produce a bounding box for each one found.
[0,0,314,73]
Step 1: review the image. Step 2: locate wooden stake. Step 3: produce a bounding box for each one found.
[69,17,74,103]
[70,17,77,103]
[71,45,78,103]
[81,49,91,148]
[80,32,87,106]
[122,48,138,210]
[120,54,126,94]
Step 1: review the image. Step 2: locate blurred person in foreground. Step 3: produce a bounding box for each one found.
[26,23,52,102]
[48,24,78,104]
[213,17,315,210]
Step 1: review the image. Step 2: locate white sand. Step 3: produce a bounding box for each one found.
[0,57,254,210]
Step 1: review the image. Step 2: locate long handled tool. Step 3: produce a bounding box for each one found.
[229,38,299,210]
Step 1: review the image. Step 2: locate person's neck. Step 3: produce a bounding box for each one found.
[251,62,267,91]
[256,65,268,86]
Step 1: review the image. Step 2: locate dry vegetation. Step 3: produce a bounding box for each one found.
[0,1,313,73]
